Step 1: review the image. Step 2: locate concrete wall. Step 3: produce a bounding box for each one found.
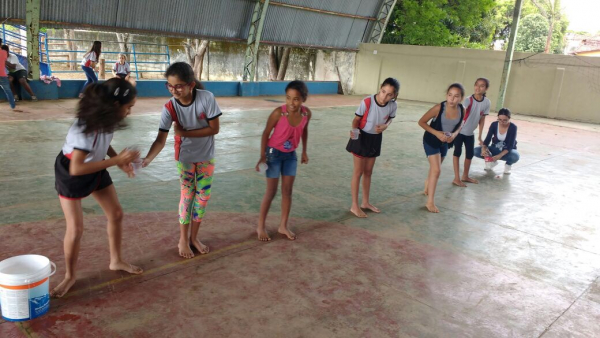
[353,43,600,123]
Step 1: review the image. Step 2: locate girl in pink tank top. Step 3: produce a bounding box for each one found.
[255,81,312,242]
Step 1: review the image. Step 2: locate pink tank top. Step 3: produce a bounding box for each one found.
[267,105,308,152]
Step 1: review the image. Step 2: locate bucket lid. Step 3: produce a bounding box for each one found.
[0,255,52,286]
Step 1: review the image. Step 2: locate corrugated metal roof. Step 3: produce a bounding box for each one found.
[272,0,381,18]
[1,0,386,50]
[262,5,370,49]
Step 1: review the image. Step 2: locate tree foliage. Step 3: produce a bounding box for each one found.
[383,0,496,48]
[383,0,568,53]
[514,13,549,52]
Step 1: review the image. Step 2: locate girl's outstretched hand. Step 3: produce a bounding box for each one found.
[301,152,309,164]
[116,148,139,166]
[118,163,135,178]
[142,158,151,168]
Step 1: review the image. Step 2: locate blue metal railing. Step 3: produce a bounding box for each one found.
[1,23,51,75]
[46,38,170,79]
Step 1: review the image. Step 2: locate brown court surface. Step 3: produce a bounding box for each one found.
[1,95,600,337]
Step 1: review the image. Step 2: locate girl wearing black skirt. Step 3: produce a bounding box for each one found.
[347,78,399,218]
[52,78,143,298]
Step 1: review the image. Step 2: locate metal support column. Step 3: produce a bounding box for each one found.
[26,0,41,80]
[368,0,397,44]
[243,0,270,82]
[496,0,524,111]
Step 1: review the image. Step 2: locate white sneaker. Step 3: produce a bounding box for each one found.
[504,164,512,174]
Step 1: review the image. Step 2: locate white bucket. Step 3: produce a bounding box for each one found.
[0,255,56,322]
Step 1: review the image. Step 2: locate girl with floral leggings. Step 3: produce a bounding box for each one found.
[143,62,222,259]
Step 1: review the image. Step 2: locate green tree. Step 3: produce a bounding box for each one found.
[383,0,496,48]
[530,0,567,53]
[514,13,549,52]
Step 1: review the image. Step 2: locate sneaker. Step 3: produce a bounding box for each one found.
[504,164,512,174]
[31,96,38,102]
[13,95,19,102]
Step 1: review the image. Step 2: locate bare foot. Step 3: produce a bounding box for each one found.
[423,180,429,195]
[350,207,367,218]
[278,227,296,240]
[50,277,76,298]
[462,177,479,184]
[257,227,271,242]
[452,179,467,187]
[360,203,381,213]
[191,239,210,254]
[109,261,143,274]
[178,241,194,259]
[426,202,440,213]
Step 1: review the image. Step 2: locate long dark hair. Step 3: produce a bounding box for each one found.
[85,41,102,60]
[77,78,137,134]
[285,80,308,101]
[380,77,400,101]
[447,83,465,98]
[164,62,204,90]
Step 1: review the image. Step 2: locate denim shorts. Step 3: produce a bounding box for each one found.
[423,142,448,158]
[265,147,297,178]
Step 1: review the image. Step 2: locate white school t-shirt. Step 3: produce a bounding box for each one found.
[7,54,25,72]
[81,51,98,67]
[113,62,130,75]
[355,95,397,135]
[159,89,223,163]
[460,95,490,136]
[62,119,113,163]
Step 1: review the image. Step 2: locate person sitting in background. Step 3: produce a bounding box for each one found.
[2,45,38,102]
[474,108,520,174]
[112,54,132,83]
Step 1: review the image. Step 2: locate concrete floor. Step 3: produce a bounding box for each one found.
[0,95,599,337]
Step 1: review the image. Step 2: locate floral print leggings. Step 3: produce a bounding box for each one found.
[177,159,215,225]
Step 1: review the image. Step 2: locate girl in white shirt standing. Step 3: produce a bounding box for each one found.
[79,41,101,97]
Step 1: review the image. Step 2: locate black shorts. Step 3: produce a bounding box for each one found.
[54,152,113,199]
[116,73,128,79]
[10,70,27,80]
[346,131,383,158]
[453,134,475,159]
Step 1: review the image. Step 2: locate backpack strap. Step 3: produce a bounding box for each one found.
[359,97,372,130]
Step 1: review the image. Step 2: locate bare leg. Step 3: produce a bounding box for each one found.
[92,185,144,272]
[257,178,279,241]
[360,157,380,212]
[452,156,467,187]
[178,223,193,258]
[350,156,367,217]
[461,158,479,183]
[278,175,296,240]
[426,154,442,213]
[50,197,84,298]
[190,221,209,254]
[18,78,36,98]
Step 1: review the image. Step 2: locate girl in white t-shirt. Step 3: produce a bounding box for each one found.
[143,62,222,260]
[79,41,101,97]
[52,78,143,298]
[346,77,399,218]
[113,54,132,82]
